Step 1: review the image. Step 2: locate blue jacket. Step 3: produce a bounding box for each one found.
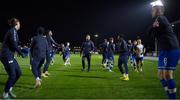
[107,43,115,56]
[116,40,128,56]
[30,35,49,59]
[149,16,179,51]
[81,40,94,54]
[0,28,23,58]
[46,35,59,51]
[100,42,108,54]
[62,46,70,56]
[127,43,133,53]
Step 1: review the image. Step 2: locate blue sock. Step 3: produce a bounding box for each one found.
[167,79,176,99]
[124,63,128,75]
[118,65,124,74]
[160,79,170,98]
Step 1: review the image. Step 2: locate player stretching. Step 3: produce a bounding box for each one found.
[99,39,108,68]
[116,35,129,81]
[30,27,49,88]
[80,34,94,72]
[127,40,133,66]
[0,18,25,99]
[149,3,180,99]
[132,40,138,71]
[106,37,115,72]
[42,30,59,77]
[135,39,145,72]
[62,42,71,66]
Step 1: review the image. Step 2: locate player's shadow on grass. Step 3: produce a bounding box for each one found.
[65,75,109,79]
[0,73,32,77]
[15,84,34,89]
[51,68,83,72]
[0,82,6,86]
[0,73,7,76]
[21,74,34,77]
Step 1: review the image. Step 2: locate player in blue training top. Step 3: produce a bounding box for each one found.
[0,18,25,99]
[30,27,49,88]
[80,34,94,72]
[116,34,129,81]
[106,37,115,72]
[99,39,108,67]
[149,5,180,99]
[42,30,59,77]
[61,42,71,66]
[131,40,138,71]
[127,40,133,66]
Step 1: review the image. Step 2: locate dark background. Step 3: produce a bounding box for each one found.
[0,0,180,51]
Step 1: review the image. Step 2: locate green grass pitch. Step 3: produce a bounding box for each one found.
[0,54,179,99]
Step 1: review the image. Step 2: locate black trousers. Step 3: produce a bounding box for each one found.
[31,57,45,79]
[0,57,22,93]
[102,53,107,64]
[43,52,51,73]
[82,53,91,70]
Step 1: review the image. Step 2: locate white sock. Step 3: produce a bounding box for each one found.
[126,74,129,77]
[64,62,67,64]
[123,74,126,77]
[3,92,8,98]
[9,87,13,92]
[36,77,40,81]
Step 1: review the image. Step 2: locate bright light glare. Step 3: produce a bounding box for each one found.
[150,0,164,7]
[94,34,99,38]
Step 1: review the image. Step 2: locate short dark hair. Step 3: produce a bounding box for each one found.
[109,37,114,41]
[8,18,20,27]
[45,30,51,35]
[117,34,125,41]
[104,39,107,42]
[118,34,124,38]
[36,26,45,35]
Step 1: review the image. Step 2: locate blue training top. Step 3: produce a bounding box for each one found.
[46,35,59,51]
[0,28,23,58]
[30,35,49,59]
[107,43,115,56]
[81,40,94,54]
[150,15,179,51]
[100,42,108,54]
[62,46,70,56]
[116,40,128,56]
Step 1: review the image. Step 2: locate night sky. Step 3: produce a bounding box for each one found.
[0,0,180,50]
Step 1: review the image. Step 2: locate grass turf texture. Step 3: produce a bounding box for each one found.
[0,54,179,99]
